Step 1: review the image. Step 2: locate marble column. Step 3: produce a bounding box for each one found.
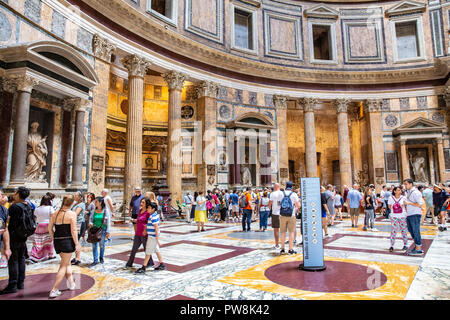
[196,81,219,192]
[8,75,39,187]
[122,54,151,213]
[70,99,89,188]
[163,70,187,206]
[273,95,289,183]
[399,140,410,181]
[335,98,352,189]
[435,138,447,183]
[0,78,16,185]
[299,98,319,177]
[59,101,73,187]
[89,34,116,194]
[444,87,450,132]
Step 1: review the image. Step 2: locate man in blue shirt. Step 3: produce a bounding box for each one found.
[346,184,362,228]
[230,190,239,223]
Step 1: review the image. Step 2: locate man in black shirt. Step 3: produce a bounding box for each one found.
[0,187,31,295]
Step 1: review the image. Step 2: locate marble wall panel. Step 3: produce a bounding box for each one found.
[51,10,66,39]
[0,7,16,45]
[24,0,41,24]
[186,0,222,42]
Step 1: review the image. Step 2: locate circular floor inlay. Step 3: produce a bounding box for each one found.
[264,261,387,293]
[0,273,95,300]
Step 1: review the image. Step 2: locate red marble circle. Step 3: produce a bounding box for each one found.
[0,273,95,300]
[264,261,388,293]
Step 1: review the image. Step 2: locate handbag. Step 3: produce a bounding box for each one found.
[87,211,106,243]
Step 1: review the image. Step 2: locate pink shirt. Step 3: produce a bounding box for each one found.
[136,210,150,236]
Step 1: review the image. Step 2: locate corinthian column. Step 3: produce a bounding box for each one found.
[122,54,151,215]
[335,98,352,189]
[273,95,289,183]
[163,70,188,206]
[0,78,16,185]
[9,75,39,187]
[299,98,319,177]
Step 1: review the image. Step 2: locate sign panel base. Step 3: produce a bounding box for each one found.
[298,263,326,272]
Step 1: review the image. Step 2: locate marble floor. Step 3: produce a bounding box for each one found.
[0,214,449,300]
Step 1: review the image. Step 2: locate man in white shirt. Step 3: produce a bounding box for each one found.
[403,179,424,255]
[269,183,282,250]
[183,193,194,223]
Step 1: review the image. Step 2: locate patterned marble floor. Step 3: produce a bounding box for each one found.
[0,215,449,300]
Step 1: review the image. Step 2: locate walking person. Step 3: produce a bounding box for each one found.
[347,184,362,228]
[190,192,198,224]
[70,191,85,266]
[82,193,96,242]
[101,189,115,226]
[269,183,283,249]
[403,179,425,255]
[438,186,449,232]
[0,187,35,295]
[183,192,193,223]
[129,187,144,233]
[334,191,343,221]
[230,190,239,223]
[48,195,80,298]
[320,186,330,237]
[422,185,433,225]
[240,188,253,232]
[324,185,335,226]
[363,187,377,231]
[125,198,153,269]
[278,182,300,255]
[258,191,270,232]
[135,202,166,273]
[30,195,56,263]
[194,191,207,232]
[432,184,446,227]
[387,186,409,252]
[88,197,111,266]
[218,191,227,223]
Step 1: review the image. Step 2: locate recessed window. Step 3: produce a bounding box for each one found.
[395,21,420,60]
[234,9,253,50]
[312,25,332,60]
[147,0,178,26]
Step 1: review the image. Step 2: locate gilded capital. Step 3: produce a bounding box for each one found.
[364,99,382,113]
[273,95,288,110]
[195,80,219,98]
[163,70,188,91]
[299,97,319,112]
[121,54,151,78]
[334,98,351,113]
[93,34,116,62]
[11,75,39,93]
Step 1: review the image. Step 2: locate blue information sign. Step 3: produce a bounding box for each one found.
[300,177,326,271]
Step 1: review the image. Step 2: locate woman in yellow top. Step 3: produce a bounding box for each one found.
[194,191,208,232]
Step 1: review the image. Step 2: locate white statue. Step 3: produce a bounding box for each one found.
[241,166,252,186]
[25,122,48,183]
[409,152,427,183]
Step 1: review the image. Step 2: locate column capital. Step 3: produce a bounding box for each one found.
[273,95,288,110]
[436,137,443,144]
[121,54,151,78]
[64,97,90,112]
[2,77,17,93]
[334,98,351,113]
[10,75,39,93]
[299,97,319,112]
[195,80,219,98]
[163,70,188,91]
[93,34,117,62]
[364,99,382,113]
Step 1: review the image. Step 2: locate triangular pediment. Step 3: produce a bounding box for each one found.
[393,117,445,135]
[386,1,427,17]
[304,4,339,19]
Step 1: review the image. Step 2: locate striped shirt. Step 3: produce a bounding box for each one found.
[146,212,160,237]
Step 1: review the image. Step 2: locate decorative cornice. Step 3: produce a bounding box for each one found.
[121,54,151,78]
[195,81,219,98]
[364,99,382,113]
[299,98,319,112]
[10,75,39,93]
[93,34,116,62]
[163,70,188,91]
[334,98,352,113]
[78,0,449,86]
[273,95,289,110]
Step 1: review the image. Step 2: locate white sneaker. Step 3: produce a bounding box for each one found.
[371,228,378,232]
[68,281,77,291]
[273,245,281,250]
[49,289,61,298]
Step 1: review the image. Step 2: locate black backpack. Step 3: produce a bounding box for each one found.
[14,202,36,241]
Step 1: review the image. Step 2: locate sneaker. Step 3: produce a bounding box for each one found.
[363,227,367,231]
[280,249,285,255]
[154,263,166,271]
[49,289,61,298]
[123,265,133,270]
[135,267,146,274]
[389,247,394,252]
[409,249,424,256]
[0,286,18,295]
[273,245,280,250]
[89,262,99,268]
[100,259,104,264]
[71,260,81,266]
[351,224,355,228]
[68,281,77,291]
[371,228,378,232]
[402,246,408,251]
[288,249,297,255]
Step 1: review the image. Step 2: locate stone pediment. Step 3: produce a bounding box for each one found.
[304,4,339,19]
[385,1,427,17]
[393,117,445,135]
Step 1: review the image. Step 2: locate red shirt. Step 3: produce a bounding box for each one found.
[136,209,150,237]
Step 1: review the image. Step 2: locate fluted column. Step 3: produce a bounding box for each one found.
[273,95,289,183]
[335,98,352,189]
[399,140,410,181]
[0,78,16,185]
[59,101,72,187]
[299,98,319,177]
[9,75,39,186]
[196,80,219,192]
[164,70,187,206]
[436,138,447,183]
[122,55,151,213]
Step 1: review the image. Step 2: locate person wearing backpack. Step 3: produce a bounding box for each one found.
[0,187,35,295]
[278,182,300,255]
[241,188,253,232]
[387,186,408,252]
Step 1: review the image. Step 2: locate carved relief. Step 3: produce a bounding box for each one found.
[25,122,48,183]
[92,34,116,61]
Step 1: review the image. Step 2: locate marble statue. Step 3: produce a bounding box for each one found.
[409,152,428,183]
[25,122,48,183]
[241,166,252,186]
